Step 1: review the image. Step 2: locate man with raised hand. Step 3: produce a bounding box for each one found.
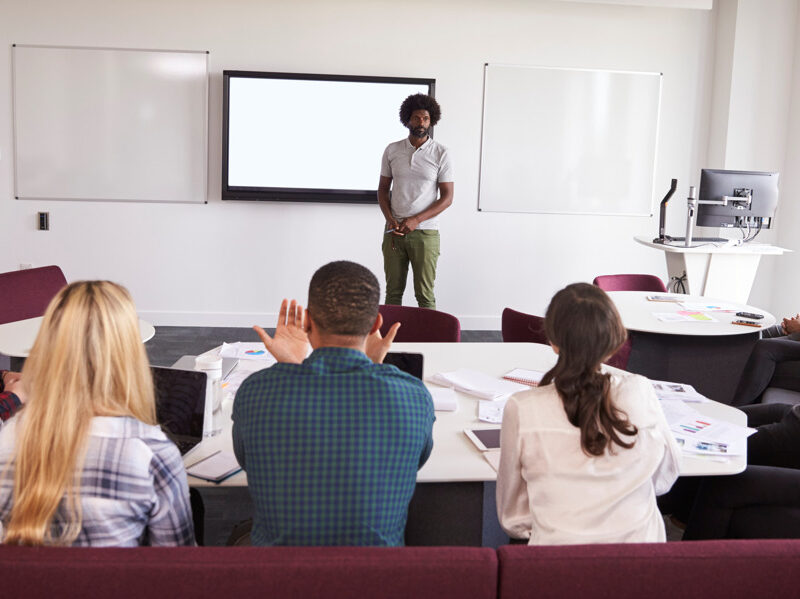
[232,260,434,546]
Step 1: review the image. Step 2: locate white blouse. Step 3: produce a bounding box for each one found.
[497,371,680,545]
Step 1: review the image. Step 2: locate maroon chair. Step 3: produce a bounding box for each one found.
[3,546,498,599]
[501,308,548,345]
[591,274,665,370]
[592,273,667,293]
[379,305,461,342]
[0,265,68,325]
[498,540,800,599]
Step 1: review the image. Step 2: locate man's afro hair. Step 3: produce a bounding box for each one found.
[399,94,441,127]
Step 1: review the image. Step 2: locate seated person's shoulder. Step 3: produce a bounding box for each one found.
[608,372,660,422]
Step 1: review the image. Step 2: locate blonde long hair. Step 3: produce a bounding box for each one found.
[4,281,156,545]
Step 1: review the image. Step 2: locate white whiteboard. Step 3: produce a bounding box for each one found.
[478,64,662,216]
[12,45,208,203]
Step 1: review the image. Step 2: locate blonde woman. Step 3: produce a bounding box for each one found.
[0,281,194,546]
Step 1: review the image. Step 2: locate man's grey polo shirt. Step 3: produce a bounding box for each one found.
[380,137,454,230]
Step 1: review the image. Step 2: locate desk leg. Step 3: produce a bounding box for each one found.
[405,481,508,547]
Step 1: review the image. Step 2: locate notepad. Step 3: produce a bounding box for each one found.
[503,368,545,387]
[430,369,528,401]
[185,451,242,483]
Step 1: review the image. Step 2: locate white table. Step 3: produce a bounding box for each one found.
[607,291,776,336]
[186,341,746,546]
[0,316,156,358]
[607,291,772,404]
[634,235,789,303]
[186,341,746,488]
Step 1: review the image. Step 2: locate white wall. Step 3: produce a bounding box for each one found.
[0,0,792,328]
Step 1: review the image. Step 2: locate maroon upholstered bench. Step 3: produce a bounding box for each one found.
[3,546,497,599]
[497,540,800,599]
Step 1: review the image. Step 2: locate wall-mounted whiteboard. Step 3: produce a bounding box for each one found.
[12,45,208,203]
[478,64,662,216]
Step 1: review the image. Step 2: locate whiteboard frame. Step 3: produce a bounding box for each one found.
[477,63,662,217]
[12,44,209,204]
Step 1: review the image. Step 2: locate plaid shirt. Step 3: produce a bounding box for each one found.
[0,415,195,546]
[0,392,21,422]
[0,371,23,423]
[232,347,434,546]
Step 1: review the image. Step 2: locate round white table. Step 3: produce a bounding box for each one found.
[607,291,774,404]
[0,316,155,358]
[607,291,776,335]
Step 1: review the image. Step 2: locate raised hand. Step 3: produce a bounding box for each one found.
[365,320,401,364]
[253,299,310,364]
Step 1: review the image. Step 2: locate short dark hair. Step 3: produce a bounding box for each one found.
[399,93,441,127]
[307,261,380,337]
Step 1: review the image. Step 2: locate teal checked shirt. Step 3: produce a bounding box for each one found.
[232,347,435,546]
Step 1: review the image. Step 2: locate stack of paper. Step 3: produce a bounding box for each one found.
[651,380,708,402]
[429,368,528,401]
[428,386,458,412]
[478,399,507,424]
[659,399,755,457]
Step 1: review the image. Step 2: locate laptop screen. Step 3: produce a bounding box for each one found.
[152,366,207,455]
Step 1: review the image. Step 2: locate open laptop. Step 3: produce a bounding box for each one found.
[151,366,208,455]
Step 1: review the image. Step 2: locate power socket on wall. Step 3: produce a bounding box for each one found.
[37,212,49,231]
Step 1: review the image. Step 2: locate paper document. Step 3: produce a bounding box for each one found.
[429,386,458,412]
[429,368,528,401]
[220,342,280,361]
[186,451,242,483]
[478,398,507,424]
[653,311,717,322]
[659,399,755,457]
[679,301,739,312]
[222,358,271,398]
[651,380,708,402]
[646,294,682,302]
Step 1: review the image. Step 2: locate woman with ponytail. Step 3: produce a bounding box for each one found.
[497,283,680,544]
[0,281,194,546]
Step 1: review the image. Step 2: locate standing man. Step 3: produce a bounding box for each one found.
[378,93,454,309]
[232,261,435,546]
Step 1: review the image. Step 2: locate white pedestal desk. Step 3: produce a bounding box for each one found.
[634,235,789,303]
[608,291,774,404]
[0,316,155,369]
[187,341,746,546]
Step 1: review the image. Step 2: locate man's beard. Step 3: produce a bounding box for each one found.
[410,126,429,139]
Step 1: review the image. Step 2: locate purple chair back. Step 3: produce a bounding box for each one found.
[0,265,68,325]
[591,274,653,370]
[592,274,667,293]
[501,308,548,345]
[378,305,461,342]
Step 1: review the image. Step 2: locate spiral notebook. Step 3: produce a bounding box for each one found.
[502,368,545,387]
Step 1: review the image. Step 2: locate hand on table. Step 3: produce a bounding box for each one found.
[253,299,310,364]
[365,321,401,364]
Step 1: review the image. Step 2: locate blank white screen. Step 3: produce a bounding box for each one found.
[227,77,430,191]
[479,64,661,216]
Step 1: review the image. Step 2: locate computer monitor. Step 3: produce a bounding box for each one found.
[696,169,779,230]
